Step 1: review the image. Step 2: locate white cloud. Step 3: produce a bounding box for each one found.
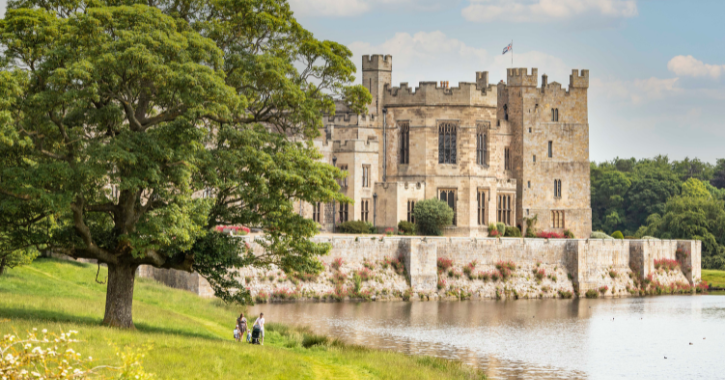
[289,0,457,17]
[591,77,679,105]
[667,55,725,79]
[462,0,637,23]
[348,31,570,86]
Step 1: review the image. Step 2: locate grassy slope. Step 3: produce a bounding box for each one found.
[0,259,484,380]
[702,270,725,288]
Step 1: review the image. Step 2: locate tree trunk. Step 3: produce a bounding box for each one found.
[0,257,6,276]
[102,263,138,329]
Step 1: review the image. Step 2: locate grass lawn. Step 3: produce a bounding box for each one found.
[0,258,485,379]
[702,269,725,288]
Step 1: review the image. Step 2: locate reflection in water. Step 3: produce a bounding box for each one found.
[250,296,725,380]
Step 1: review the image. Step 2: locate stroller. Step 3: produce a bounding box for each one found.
[250,325,261,345]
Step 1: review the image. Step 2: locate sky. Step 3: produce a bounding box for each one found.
[1,0,723,163]
[284,0,725,163]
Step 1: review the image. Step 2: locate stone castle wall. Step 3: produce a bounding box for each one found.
[139,237,701,300]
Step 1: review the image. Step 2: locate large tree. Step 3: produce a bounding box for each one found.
[0,0,369,327]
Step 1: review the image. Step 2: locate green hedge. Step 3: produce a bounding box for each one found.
[337,220,375,234]
[505,226,521,237]
[397,221,416,235]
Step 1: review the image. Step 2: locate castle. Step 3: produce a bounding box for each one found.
[301,54,592,238]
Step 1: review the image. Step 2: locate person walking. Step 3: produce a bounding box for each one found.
[236,313,247,342]
[253,312,265,345]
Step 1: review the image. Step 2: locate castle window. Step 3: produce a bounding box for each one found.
[313,202,322,223]
[554,179,562,198]
[202,188,213,199]
[529,128,532,133]
[362,164,370,188]
[497,194,513,226]
[528,181,531,188]
[548,141,553,158]
[339,164,348,187]
[439,189,457,226]
[552,108,559,122]
[552,210,565,228]
[504,147,511,170]
[438,122,457,164]
[504,104,509,121]
[476,125,487,165]
[533,155,536,163]
[407,200,416,223]
[338,202,349,223]
[399,122,410,164]
[477,189,486,226]
[361,199,370,222]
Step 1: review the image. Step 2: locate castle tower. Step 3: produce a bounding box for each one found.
[503,68,592,238]
[362,55,392,116]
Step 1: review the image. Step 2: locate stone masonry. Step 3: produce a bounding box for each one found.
[298,55,592,238]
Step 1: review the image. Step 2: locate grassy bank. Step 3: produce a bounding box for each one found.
[702,270,725,288]
[0,258,484,379]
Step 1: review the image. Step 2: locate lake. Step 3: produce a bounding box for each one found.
[250,296,725,379]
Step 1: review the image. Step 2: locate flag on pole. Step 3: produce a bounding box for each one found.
[502,43,512,55]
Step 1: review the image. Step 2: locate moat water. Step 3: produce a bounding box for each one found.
[249,296,725,380]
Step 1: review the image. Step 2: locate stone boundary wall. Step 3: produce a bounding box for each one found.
[138,236,701,298]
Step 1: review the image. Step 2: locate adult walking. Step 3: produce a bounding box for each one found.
[253,312,265,345]
[236,313,247,342]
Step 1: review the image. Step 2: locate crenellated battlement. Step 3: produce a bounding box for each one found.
[384,78,497,107]
[362,54,392,72]
[507,68,538,87]
[569,69,589,89]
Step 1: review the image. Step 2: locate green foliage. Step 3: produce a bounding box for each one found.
[337,220,375,234]
[397,220,416,235]
[523,214,539,237]
[505,226,521,237]
[611,231,624,239]
[0,247,39,276]
[496,222,506,237]
[590,231,613,239]
[682,178,711,199]
[0,0,366,326]
[563,229,575,239]
[412,198,454,236]
[637,192,725,270]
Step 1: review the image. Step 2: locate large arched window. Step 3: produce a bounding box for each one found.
[439,189,457,225]
[438,122,457,164]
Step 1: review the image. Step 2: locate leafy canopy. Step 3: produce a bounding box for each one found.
[0,0,370,310]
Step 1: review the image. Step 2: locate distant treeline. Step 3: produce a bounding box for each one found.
[591,156,725,270]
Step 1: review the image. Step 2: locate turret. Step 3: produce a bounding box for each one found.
[569,69,589,89]
[506,68,538,87]
[362,55,392,116]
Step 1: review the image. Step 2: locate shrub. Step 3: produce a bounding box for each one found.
[491,270,501,281]
[449,268,462,279]
[557,290,573,298]
[463,260,477,279]
[255,291,269,303]
[590,231,613,239]
[337,220,375,234]
[333,271,347,284]
[383,256,406,275]
[302,334,329,348]
[611,230,624,240]
[437,278,447,290]
[478,271,491,282]
[331,257,344,271]
[363,260,375,270]
[495,261,516,280]
[397,220,416,235]
[273,287,299,300]
[563,229,575,238]
[384,227,394,236]
[354,268,372,281]
[489,229,500,237]
[413,198,454,236]
[598,285,609,294]
[548,274,557,282]
[534,269,546,281]
[541,285,551,292]
[505,226,522,237]
[654,258,679,272]
[437,257,453,273]
[496,222,506,236]
[585,289,598,298]
[537,231,564,239]
[696,281,709,293]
